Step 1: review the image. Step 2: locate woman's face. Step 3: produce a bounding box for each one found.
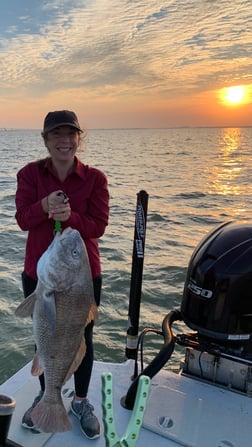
[44,125,80,162]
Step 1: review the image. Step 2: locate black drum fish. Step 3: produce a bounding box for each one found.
[15,227,97,432]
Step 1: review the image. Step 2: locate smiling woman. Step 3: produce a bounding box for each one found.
[14,109,110,439]
[218,85,248,106]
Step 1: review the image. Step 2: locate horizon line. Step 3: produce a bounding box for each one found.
[1,125,252,131]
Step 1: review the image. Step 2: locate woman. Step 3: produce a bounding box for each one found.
[15,110,109,439]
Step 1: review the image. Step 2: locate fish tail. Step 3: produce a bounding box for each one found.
[31,397,71,433]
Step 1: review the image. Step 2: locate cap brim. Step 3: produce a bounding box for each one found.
[44,122,83,134]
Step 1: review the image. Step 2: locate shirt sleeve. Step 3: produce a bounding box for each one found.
[64,170,109,239]
[15,164,48,230]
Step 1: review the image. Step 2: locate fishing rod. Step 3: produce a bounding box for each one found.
[125,190,149,361]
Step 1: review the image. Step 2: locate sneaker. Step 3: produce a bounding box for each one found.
[71,398,100,439]
[21,390,44,430]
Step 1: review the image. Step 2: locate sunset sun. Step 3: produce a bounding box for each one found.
[219,85,247,106]
[225,86,245,103]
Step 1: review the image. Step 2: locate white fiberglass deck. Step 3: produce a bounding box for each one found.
[1,359,251,447]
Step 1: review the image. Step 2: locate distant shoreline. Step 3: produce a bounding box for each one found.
[1,126,252,131]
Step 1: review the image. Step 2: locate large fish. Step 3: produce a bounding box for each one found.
[15,227,98,433]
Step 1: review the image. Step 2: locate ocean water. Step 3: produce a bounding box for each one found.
[0,126,252,384]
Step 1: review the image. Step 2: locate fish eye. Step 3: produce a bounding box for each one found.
[72,249,79,257]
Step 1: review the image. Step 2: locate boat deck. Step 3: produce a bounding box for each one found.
[1,359,251,447]
[1,360,176,447]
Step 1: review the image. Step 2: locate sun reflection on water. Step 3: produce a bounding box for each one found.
[209,128,244,197]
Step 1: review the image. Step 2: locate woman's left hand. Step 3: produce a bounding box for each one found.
[50,202,71,221]
[47,190,71,221]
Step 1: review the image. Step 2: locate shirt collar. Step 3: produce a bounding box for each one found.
[44,156,85,179]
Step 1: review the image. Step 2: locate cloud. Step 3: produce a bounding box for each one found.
[0,0,251,125]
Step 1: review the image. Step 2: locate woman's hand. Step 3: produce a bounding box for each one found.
[42,190,71,221]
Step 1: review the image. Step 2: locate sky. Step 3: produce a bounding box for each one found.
[0,0,251,129]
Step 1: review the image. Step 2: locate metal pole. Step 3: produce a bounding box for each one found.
[125,190,149,360]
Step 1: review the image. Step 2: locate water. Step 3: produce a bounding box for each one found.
[0,126,252,384]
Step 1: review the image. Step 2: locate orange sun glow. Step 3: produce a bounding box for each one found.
[219,85,247,106]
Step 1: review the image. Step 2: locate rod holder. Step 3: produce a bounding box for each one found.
[0,394,22,447]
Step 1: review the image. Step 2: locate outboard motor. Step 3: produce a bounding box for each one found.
[123,221,252,410]
[181,221,252,352]
[179,221,252,394]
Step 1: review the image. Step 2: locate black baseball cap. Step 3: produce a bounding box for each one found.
[42,110,83,135]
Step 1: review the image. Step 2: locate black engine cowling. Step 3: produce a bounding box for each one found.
[181,221,252,343]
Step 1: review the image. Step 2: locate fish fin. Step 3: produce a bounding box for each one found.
[31,396,71,433]
[43,291,57,335]
[15,292,36,318]
[86,301,98,324]
[63,337,86,383]
[31,352,43,376]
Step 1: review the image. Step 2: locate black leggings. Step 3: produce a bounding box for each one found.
[21,271,101,398]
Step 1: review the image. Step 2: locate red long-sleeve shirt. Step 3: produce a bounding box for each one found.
[15,157,109,280]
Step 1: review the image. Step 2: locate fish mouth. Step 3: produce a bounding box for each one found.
[60,227,79,238]
[55,227,83,246]
[53,227,75,238]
